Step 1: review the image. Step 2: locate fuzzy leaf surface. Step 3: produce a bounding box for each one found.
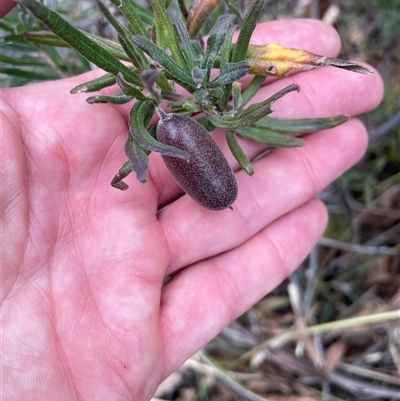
[232,81,242,112]
[231,0,265,63]
[208,83,299,129]
[255,115,350,133]
[226,130,254,175]
[96,0,147,71]
[209,61,250,87]
[124,134,149,183]
[200,15,230,81]
[148,0,187,68]
[23,30,131,62]
[173,19,196,70]
[86,92,134,104]
[240,75,266,108]
[239,126,306,147]
[116,72,148,100]
[132,35,195,92]
[119,0,149,38]
[218,25,236,110]
[70,73,116,94]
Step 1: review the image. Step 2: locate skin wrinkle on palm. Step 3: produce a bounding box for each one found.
[1,11,384,401]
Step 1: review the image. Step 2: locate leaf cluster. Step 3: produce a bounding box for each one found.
[14,0,370,190]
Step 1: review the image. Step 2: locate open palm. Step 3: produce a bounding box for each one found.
[2,20,382,401]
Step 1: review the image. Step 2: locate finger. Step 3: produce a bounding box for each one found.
[256,61,383,120]
[160,117,368,274]
[0,0,16,18]
[244,19,341,53]
[160,197,328,376]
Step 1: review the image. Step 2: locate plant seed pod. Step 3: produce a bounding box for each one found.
[156,113,238,211]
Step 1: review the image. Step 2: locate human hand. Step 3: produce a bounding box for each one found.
[1,19,383,400]
[0,0,16,18]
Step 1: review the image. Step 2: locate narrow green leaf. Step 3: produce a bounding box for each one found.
[81,32,131,62]
[119,0,149,38]
[3,34,27,42]
[124,134,149,183]
[23,30,69,47]
[0,67,59,80]
[96,0,147,71]
[70,73,116,94]
[148,0,187,68]
[234,82,299,120]
[232,81,242,112]
[200,15,230,81]
[132,35,195,92]
[142,101,154,130]
[130,101,190,160]
[209,61,250,87]
[118,34,148,71]
[16,0,141,85]
[116,72,148,100]
[231,0,266,63]
[208,83,299,129]
[226,130,254,175]
[255,114,350,134]
[111,160,133,191]
[239,126,305,147]
[153,12,167,51]
[224,0,243,23]
[0,20,14,32]
[134,3,154,25]
[0,53,48,66]
[191,39,204,58]
[218,25,236,109]
[173,19,196,70]
[155,74,174,92]
[86,92,134,104]
[240,74,266,108]
[220,26,236,69]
